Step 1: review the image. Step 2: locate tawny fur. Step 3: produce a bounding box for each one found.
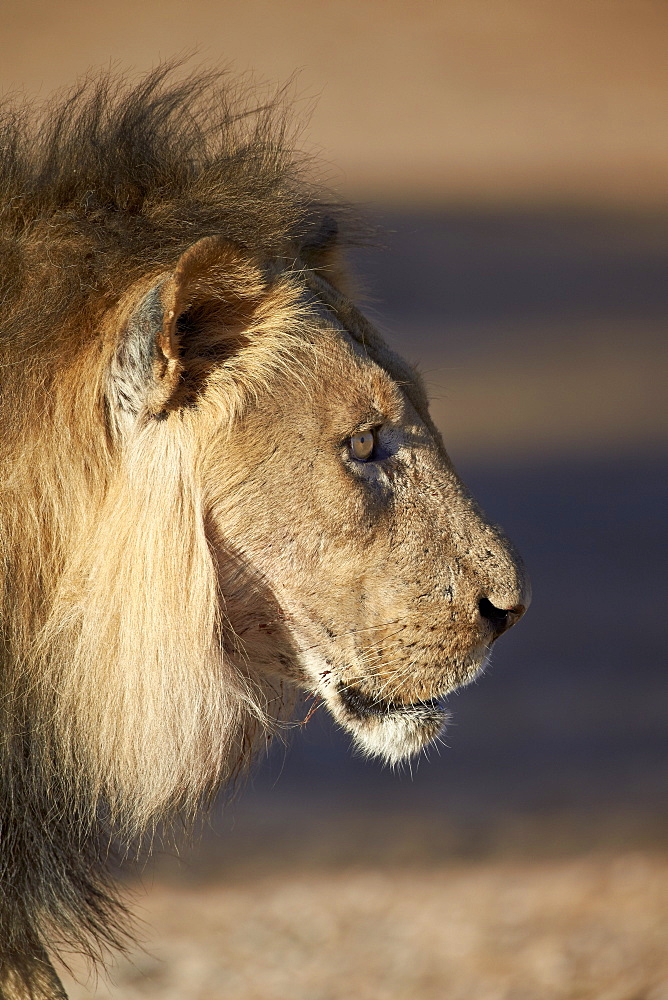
[0,66,528,998]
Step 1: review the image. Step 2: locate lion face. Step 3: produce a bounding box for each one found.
[109,238,528,769]
[197,288,529,764]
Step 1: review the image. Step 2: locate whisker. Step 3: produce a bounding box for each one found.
[294,617,410,655]
[300,696,324,726]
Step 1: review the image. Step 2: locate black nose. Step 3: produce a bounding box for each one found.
[478,597,525,638]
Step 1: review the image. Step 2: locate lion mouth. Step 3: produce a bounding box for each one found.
[338,684,443,721]
[327,683,449,764]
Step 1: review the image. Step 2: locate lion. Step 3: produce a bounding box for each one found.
[0,67,529,998]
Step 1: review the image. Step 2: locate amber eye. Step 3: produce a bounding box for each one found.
[350,430,376,461]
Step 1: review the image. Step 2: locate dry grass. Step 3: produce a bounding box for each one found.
[58,851,668,1000]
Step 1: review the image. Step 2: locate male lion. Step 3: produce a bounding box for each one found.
[0,68,529,998]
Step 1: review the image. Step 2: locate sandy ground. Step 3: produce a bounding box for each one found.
[58,852,668,1000]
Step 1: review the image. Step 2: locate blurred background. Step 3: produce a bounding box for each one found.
[3,2,666,997]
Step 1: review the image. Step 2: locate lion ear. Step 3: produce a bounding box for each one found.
[108,236,267,421]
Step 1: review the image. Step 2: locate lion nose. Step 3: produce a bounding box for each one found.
[478,597,526,639]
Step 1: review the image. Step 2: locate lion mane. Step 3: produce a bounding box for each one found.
[0,66,349,996]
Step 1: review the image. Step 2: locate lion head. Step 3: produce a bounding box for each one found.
[26,232,529,827]
[101,233,529,776]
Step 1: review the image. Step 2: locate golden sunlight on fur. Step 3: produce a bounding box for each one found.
[0,67,527,998]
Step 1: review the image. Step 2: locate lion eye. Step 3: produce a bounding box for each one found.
[350,430,375,461]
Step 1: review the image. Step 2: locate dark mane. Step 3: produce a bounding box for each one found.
[0,63,339,359]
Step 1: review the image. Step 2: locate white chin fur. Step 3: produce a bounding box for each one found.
[333,702,449,765]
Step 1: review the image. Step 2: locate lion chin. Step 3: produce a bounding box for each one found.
[332,686,449,764]
[309,649,491,766]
